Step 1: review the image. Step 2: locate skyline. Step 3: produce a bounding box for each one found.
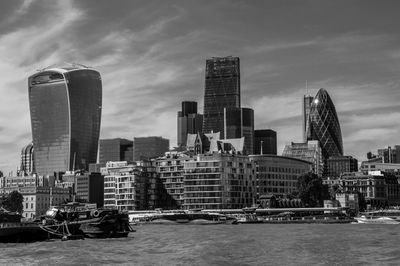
[1,0,400,174]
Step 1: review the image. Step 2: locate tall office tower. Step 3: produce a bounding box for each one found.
[303,95,314,142]
[99,138,133,164]
[177,101,203,148]
[20,143,34,175]
[223,107,254,154]
[203,56,240,137]
[254,129,277,155]
[307,88,343,166]
[241,108,254,155]
[28,64,102,176]
[132,136,170,161]
[224,107,242,139]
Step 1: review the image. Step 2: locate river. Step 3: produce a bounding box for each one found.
[1,224,399,265]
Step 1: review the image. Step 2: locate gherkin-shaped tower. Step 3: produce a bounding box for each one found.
[307,88,343,163]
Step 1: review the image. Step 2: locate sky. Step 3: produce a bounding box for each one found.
[0,0,400,175]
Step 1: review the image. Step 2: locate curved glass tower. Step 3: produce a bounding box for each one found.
[307,88,343,162]
[28,64,102,176]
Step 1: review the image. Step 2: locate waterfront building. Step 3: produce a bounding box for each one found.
[177,101,203,148]
[249,155,312,198]
[306,88,343,174]
[154,152,195,208]
[75,172,104,207]
[203,56,240,137]
[132,136,169,161]
[28,64,102,176]
[254,129,277,155]
[340,172,400,207]
[1,185,70,219]
[99,138,133,164]
[183,153,256,210]
[20,143,34,176]
[102,161,161,211]
[326,156,358,178]
[303,95,314,142]
[282,140,323,176]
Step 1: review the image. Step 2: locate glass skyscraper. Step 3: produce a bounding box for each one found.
[28,64,102,176]
[203,56,240,137]
[306,88,343,163]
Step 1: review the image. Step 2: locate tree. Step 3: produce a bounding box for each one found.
[297,172,330,207]
[3,191,24,213]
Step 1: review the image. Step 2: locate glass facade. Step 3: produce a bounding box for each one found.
[307,88,343,163]
[203,56,240,137]
[28,66,102,176]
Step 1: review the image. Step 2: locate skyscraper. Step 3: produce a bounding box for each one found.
[28,64,102,176]
[177,101,203,148]
[303,95,314,142]
[254,129,277,155]
[203,56,240,137]
[224,107,254,154]
[306,88,343,165]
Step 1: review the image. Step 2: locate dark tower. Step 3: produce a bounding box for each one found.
[254,129,277,155]
[177,101,203,147]
[28,64,102,175]
[203,56,240,137]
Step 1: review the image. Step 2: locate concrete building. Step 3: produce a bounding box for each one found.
[249,155,312,198]
[326,156,358,178]
[203,56,240,137]
[133,136,169,161]
[183,153,256,210]
[177,101,203,148]
[254,129,277,155]
[28,64,102,175]
[282,140,323,176]
[99,138,133,164]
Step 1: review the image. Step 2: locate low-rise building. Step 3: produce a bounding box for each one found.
[249,155,312,198]
[326,156,358,178]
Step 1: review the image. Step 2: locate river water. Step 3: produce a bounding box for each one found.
[1,224,399,265]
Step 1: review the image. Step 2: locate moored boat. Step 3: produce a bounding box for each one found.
[40,203,134,239]
[0,208,47,242]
